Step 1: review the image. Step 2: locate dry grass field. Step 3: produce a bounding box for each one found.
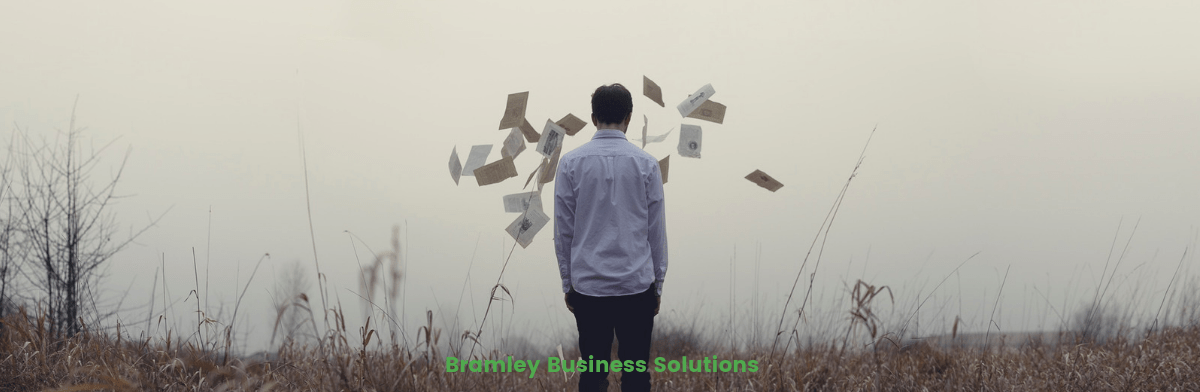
[2,304,1199,391]
[3,123,1197,391]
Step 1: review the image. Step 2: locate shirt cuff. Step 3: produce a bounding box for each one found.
[562,279,572,294]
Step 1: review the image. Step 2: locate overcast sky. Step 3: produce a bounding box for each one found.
[2,1,1199,353]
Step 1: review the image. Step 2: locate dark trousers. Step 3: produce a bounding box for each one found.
[569,285,657,392]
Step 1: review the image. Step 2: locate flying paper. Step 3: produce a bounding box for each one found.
[641,115,648,149]
[745,169,784,192]
[519,118,540,143]
[474,157,518,186]
[677,125,702,158]
[537,120,567,158]
[539,145,562,184]
[659,155,669,184]
[461,145,492,177]
[498,92,529,130]
[556,114,588,136]
[633,127,674,145]
[676,84,716,117]
[685,100,726,124]
[501,128,526,159]
[646,128,673,143]
[505,206,551,248]
[448,147,462,185]
[524,158,546,189]
[503,191,542,213]
[643,76,665,107]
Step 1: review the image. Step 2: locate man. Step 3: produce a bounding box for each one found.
[554,83,668,392]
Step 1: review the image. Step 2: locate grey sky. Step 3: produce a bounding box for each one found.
[2,1,1198,352]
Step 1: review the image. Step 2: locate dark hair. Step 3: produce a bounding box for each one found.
[591,83,633,124]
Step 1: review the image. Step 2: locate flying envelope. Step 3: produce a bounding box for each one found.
[745,169,784,192]
[676,84,716,117]
[685,100,726,124]
[677,125,702,158]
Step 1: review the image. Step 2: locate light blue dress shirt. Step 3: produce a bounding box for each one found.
[554,129,667,297]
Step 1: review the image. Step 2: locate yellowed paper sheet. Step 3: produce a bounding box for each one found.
[677,125,702,158]
[659,155,669,184]
[745,169,784,192]
[685,100,726,124]
[643,76,665,107]
[501,128,526,159]
[448,146,462,185]
[539,145,562,184]
[498,91,529,130]
[556,114,588,136]
[474,157,518,186]
[676,84,716,117]
[505,206,550,248]
[519,118,540,143]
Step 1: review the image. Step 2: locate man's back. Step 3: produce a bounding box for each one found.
[554,129,667,297]
[556,83,664,392]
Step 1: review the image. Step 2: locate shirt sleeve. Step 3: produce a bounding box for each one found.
[553,156,576,294]
[646,158,668,296]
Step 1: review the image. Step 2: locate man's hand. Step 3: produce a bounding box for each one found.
[654,296,661,316]
[565,293,574,313]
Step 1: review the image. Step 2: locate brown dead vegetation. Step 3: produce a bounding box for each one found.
[2,305,1198,391]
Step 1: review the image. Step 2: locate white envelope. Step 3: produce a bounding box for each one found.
[677,125,702,158]
[676,84,716,117]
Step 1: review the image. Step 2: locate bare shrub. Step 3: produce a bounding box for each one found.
[4,99,161,336]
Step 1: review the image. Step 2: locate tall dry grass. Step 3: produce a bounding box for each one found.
[6,125,1199,391]
[3,303,1200,391]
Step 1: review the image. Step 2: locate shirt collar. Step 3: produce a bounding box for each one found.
[593,129,627,140]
